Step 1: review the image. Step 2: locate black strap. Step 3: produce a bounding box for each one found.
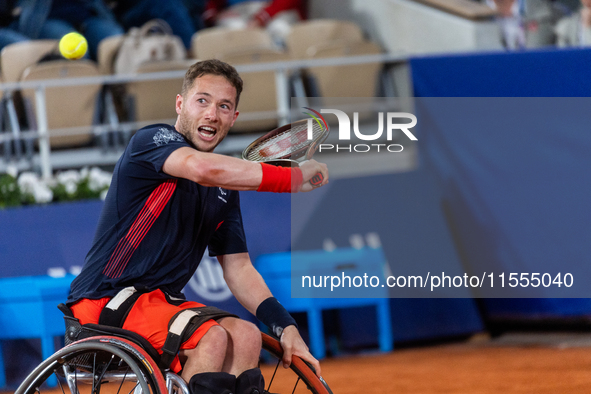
[159,306,237,370]
[98,288,143,328]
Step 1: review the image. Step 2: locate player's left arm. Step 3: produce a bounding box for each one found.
[218,252,322,376]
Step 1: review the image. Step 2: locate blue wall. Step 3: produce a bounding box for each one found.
[411,48,591,317]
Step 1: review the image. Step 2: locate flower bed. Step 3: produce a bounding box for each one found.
[0,167,111,208]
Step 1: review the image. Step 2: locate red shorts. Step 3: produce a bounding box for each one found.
[70,289,219,373]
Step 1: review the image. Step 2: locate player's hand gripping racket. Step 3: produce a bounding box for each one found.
[242,118,330,187]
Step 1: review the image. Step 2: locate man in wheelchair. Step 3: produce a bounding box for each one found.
[65,59,328,394]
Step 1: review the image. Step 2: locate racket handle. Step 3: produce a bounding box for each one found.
[310,172,324,187]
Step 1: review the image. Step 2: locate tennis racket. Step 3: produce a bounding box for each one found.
[242,118,330,187]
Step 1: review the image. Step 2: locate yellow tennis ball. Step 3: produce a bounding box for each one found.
[59,32,88,60]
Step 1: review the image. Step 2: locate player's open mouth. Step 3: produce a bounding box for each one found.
[198,126,217,141]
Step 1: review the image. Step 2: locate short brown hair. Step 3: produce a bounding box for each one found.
[181,59,243,108]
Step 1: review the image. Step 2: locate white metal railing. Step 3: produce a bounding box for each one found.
[0,52,408,178]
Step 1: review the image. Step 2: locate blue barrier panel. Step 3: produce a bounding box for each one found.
[0,201,103,277]
[256,248,393,359]
[410,48,591,97]
[292,170,484,345]
[0,275,74,387]
[410,49,591,317]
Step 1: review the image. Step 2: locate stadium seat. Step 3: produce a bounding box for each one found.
[0,41,59,160]
[126,59,195,124]
[96,35,125,75]
[285,19,364,59]
[220,48,290,132]
[306,40,384,98]
[191,27,275,59]
[285,20,384,98]
[0,40,57,84]
[20,60,102,148]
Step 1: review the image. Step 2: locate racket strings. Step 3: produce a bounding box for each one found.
[246,123,324,161]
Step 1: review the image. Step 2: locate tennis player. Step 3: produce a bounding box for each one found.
[67,59,328,394]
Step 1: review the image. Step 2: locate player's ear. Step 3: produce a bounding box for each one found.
[230,110,239,127]
[175,94,183,115]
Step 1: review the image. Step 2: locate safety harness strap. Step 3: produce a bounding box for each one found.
[98,286,143,328]
[160,306,237,370]
[97,288,237,371]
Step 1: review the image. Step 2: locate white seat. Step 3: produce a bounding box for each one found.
[126,59,196,124]
[220,48,290,133]
[20,60,102,148]
[285,19,364,59]
[306,40,383,98]
[191,27,275,59]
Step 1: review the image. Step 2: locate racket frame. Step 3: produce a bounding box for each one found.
[241,119,330,166]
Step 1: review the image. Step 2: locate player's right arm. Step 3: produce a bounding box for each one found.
[163,146,263,190]
[162,146,328,191]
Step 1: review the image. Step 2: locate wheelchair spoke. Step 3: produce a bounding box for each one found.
[267,359,281,392]
[126,382,140,394]
[116,366,130,394]
[95,354,115,387]
[291,377,300,394]
[56,370,66,394]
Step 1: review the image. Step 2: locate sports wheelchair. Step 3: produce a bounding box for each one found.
[15,304,333,394]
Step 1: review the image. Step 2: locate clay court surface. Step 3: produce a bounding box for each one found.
[307,339,591,393]
[5,333,591,394]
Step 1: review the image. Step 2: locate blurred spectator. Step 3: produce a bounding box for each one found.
[0,0,29,51]
[13,0,124,60]
[555,0,591,46]
[202,0,306,43]
[486,0,565,49]
[111,0,196,49]
[182,0,207,31]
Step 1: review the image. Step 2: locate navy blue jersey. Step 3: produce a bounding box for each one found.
[68,124,248,304]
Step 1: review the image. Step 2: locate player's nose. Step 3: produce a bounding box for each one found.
[203,103,218,121]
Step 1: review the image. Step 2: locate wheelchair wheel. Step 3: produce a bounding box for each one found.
[16,336,167,394]
[261,333,333,394]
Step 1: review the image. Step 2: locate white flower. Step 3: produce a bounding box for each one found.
[65,181,77,195]
[18,172,53,203]
[89,167,112,191]
[80,167,89,179]
[32,182,53,203]
[5,165,18,178]
[100,189,109,201]
[57,170,81,195]
[57,170,81,185]
[18,172,40,194]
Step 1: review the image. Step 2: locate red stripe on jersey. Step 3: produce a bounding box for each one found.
[216,221,224,231]
[103,180,177,278]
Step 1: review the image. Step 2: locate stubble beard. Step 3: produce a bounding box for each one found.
[176,115,215,153]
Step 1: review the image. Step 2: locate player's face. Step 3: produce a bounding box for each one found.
[175,74,239,152]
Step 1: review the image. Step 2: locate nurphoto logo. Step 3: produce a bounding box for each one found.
[304,107,417,153]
